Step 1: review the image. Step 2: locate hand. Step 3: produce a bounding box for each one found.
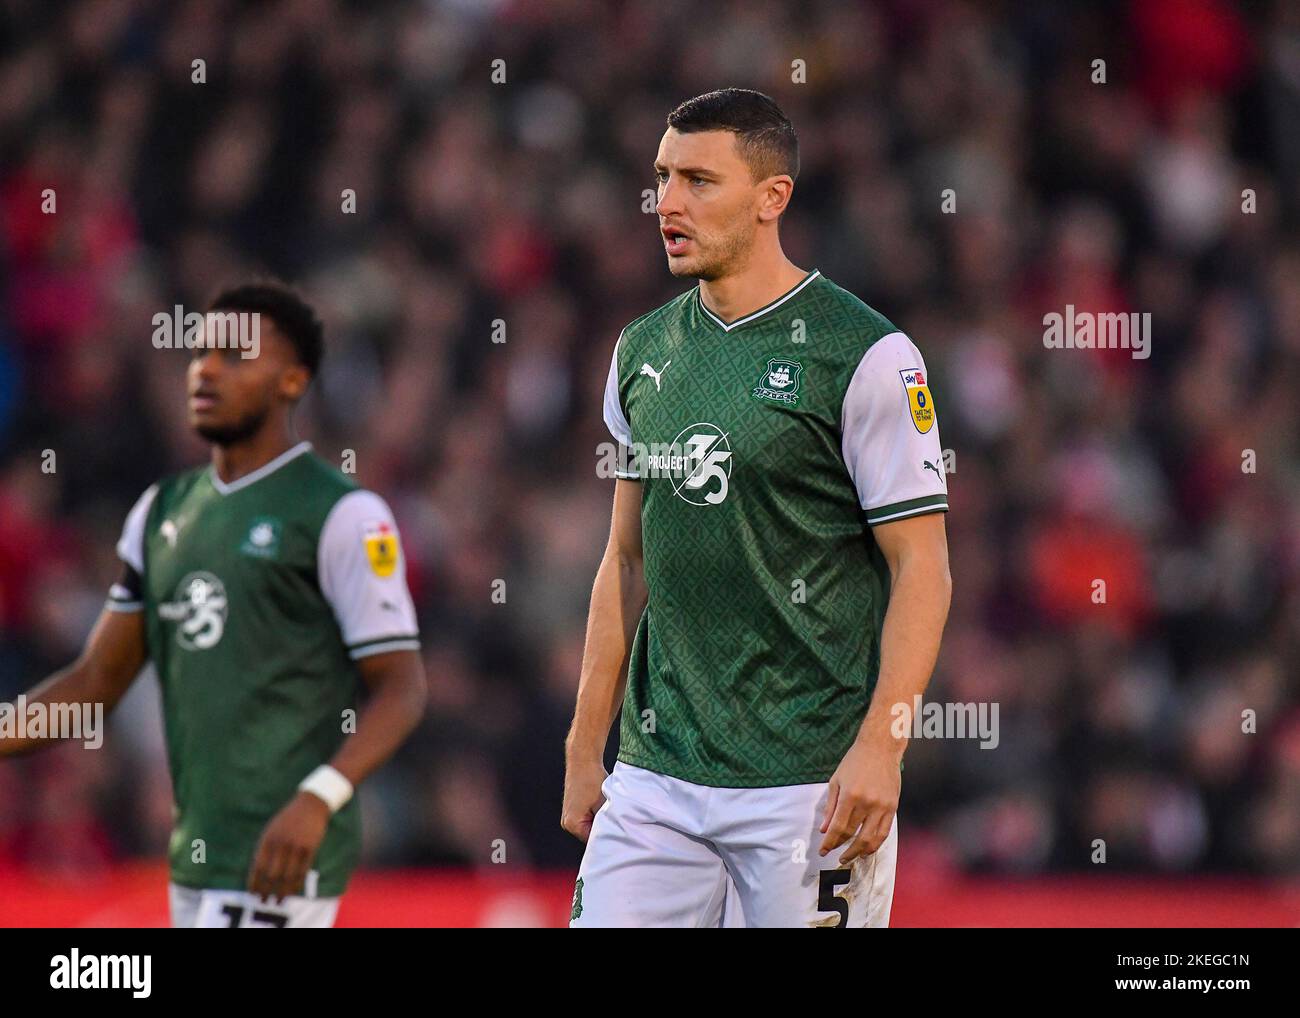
[561,755,608,843]
[248,791,331,902]
[819,734,901,864]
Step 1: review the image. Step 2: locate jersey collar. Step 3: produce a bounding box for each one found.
[696,269,821,333]
[209,441,313,496]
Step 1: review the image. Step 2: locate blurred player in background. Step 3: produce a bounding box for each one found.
[563,89,951,927]
[0,282,426,928]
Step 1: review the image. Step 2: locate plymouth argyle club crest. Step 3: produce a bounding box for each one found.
[751,357,803,406]
[240,515,282,559]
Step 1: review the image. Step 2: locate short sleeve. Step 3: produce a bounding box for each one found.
[841,331,949,526]
[317,490,421,659]
[602,332,640,480]
[107,484,159,611]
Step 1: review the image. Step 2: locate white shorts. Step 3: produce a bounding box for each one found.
[169,883,341,928]
[571,762,897,928]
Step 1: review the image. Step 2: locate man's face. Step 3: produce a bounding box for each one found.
[187,315,306,446]
[654,128,765,281]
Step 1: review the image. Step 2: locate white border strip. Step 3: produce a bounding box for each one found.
[698,270,821,332]
[867,502,949,525]
[349,638,421,660]
[210,441,313,495]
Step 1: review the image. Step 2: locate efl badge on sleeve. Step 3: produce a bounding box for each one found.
[363,520,399,578]
[899,367,935,434]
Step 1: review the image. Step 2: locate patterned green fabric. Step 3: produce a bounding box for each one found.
[610,271,937,787]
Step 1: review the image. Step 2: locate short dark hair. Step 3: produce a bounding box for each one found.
[208,280,324,377]
[667,88,799,182]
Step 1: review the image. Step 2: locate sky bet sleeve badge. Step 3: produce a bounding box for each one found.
[751,357,803,406]
[363,520,399,577]
[899,367,935,434]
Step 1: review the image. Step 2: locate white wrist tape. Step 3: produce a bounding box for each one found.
[298,765,354,814]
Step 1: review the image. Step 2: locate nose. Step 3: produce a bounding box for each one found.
[656,175,684,218]
[191,346,222,378]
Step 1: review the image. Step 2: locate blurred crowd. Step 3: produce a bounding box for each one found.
[0,0,1298,884]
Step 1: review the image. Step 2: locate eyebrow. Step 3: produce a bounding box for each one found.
[653,163,720,179]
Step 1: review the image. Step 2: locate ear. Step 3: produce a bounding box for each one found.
[757,175,795,223]
[279,363,311,402]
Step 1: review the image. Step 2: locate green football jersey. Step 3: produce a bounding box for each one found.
[107,443,420,896]
[602,270,947,787]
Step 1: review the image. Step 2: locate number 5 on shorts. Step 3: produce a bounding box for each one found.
[817,868,851,927]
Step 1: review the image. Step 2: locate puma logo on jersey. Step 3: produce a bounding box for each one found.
[639,360,671,391]
[923,459,943,480]
[161,519,179,547]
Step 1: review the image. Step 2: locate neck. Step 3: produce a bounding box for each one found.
[698,239,807,325]
[211,424,300,485]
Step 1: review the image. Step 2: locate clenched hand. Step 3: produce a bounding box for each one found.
[248,791,331,902]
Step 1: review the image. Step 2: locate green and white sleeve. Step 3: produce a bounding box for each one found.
[318,490,421,660]
[841,331,949,526]
[602,330,640,480]
[107,483,158,612]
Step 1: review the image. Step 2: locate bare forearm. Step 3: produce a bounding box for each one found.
[0,663,99,757]
[328,654,426,787]
[858,552,951,759]
[567,549,646,762]
[1,609,144,757]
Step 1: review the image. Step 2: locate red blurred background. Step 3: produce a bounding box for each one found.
[2,0,1298,925]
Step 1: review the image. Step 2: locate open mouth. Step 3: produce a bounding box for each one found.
[662,226,692,256]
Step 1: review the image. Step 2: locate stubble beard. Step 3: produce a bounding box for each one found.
[671,220,755,282]
[194,404,270,447]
